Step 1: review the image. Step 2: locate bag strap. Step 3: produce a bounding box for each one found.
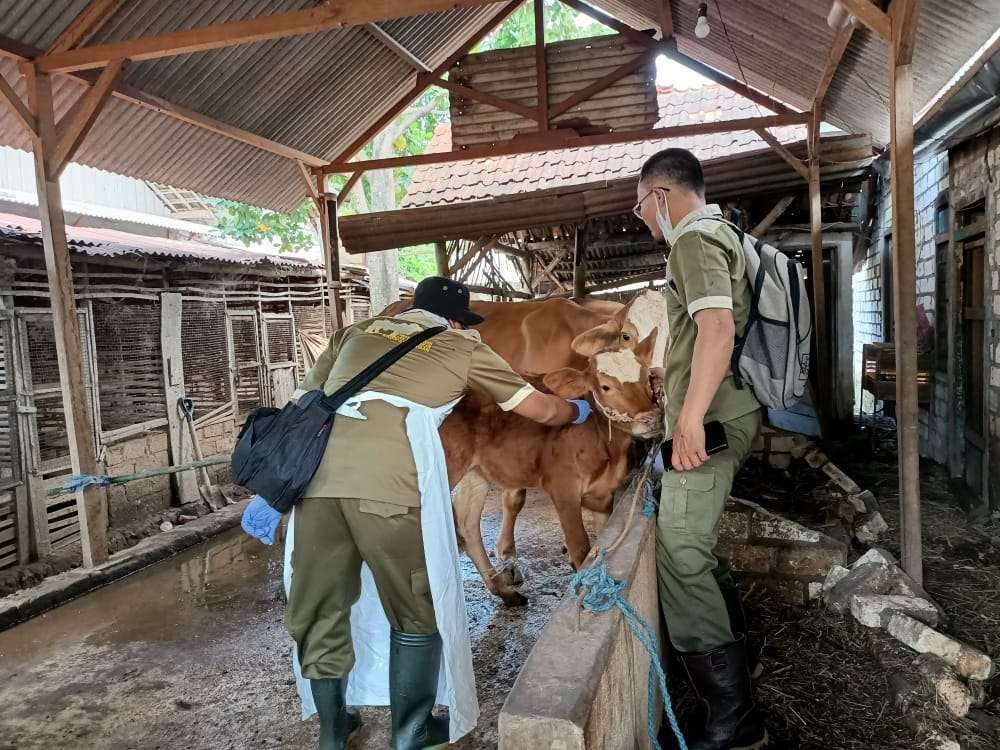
[318,325,447,413]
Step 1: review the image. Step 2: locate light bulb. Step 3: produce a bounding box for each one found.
[827,1,852,29]
[695,15,711,38]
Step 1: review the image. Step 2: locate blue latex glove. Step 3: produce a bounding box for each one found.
[241,495,282,545]
[568,399,591,425]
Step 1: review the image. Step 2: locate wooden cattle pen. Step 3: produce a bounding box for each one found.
[0,0,994,589]
[0,214,372,569]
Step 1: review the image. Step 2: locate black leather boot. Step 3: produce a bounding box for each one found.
[309,678,361,750]
[677,636,768,750]
[389,630,450,750]
[718,583,762,679]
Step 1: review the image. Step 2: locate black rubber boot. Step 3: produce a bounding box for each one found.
[676,636,768,750]
[390,630,450,750]
[309,678,361,750]
[718,583,762,679]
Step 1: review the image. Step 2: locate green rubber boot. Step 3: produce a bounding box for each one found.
[389,631,450,750]
[310,678,362,750]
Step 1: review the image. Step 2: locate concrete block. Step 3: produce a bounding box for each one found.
[855,512,889,545]
[749,510,822,544]
[916,654,973,718]
[804,448,829,469]
[123,439,148,460]
[768,435,795,453]
[822,564,850,593]
[825,562,896,613]
[852,547,896,569]
[717,508,750,542]
[718,542,774,574]
[775,546,847,577]
[789,435,811,459]
[820,461,862,494]
[849,490,879,513]
[767,453,792,470]
[147,433,169,454]
[850,594,940,628]
[807,581,823,600]
[887,613,994,681]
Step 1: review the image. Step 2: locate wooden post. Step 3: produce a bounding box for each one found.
[889,0,923,584]
[573,223,588,299]
[160,293,198,505]
[22,65,108,567]
[808,116,831,429]
[435,241,450,276]
[534,0,548,131]
[315,180,344,330]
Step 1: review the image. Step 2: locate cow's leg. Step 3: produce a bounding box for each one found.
[452,472,527,607]
[544,485,591,570]
[495,488,526,586]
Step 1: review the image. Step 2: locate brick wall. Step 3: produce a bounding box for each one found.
[854,151,950,463]
[104,431,172,527]
[196,418,237,485]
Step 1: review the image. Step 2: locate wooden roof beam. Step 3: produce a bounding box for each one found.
[813,20,856,111]
[329,1,524,166]
[556,0,657,50]
[326,111,811,173]
[0,36,328,167]
[296,160,320,200]
[754,128,809,182]
[658,0,674,39]
[366,23,432,72]
[751,195,795,235]
[0,68,36,134]
[48,59,128,177]
[890,0,920,66]
[36,0,502,73]
[550,42,658,120]
[47,0,127,55]
[837,0,890,42]
[430,77,540,121]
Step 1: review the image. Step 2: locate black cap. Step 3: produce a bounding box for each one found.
[411,276,484,326]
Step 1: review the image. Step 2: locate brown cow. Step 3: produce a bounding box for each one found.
[441,312,664,605]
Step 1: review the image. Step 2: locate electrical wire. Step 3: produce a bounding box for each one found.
[712,0,766,119]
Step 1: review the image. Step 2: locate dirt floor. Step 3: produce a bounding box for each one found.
[0,488,592,750]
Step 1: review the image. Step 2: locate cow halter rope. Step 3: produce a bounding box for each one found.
[569,444,687,750]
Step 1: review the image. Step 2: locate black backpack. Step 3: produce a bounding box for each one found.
[231,326,445,512]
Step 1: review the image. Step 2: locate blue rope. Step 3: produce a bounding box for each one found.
[570,550,686,750]
[62,474,112,493]
[643,495,658,518]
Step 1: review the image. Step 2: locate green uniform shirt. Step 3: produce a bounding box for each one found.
[296,309,534,506]
[663,204,761,436]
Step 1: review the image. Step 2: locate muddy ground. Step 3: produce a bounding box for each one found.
[0,488,592,750]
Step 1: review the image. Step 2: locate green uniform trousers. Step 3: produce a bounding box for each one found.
[286,497,437,680]
[656,409,761,653]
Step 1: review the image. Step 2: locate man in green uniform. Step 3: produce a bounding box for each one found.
[634,148,767,750]
[287,277,588,750]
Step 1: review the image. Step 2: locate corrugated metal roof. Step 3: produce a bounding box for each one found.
[0,211,321,267]
[0,0,994,213]
[0,1,508,211]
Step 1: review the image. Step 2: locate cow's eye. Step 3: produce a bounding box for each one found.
[622,333,631,341]
[601,385,611,392]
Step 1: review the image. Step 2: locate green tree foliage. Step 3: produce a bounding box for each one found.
[397,246,438,283]
[208,198,315,253]
[477,0,611,51]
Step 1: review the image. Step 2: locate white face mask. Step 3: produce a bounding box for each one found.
[654,199,673,244]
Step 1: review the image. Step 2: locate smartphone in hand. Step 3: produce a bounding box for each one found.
[660,420,728,471]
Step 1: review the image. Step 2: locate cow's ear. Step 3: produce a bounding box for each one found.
[543,367,589,398]
[634,329,657,365]
[571,321,620,357]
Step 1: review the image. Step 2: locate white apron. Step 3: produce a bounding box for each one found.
[283,391,478,743]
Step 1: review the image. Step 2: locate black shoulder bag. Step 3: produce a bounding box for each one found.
[231,326,446,512]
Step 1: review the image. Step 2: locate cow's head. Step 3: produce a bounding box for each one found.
[542,332,662,438]
[571,289,668,363]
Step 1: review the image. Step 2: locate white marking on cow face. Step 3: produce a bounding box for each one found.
[626,290,666,342]
[595,350,641,384]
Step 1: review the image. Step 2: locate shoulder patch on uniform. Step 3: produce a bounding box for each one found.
[365,319,436,351]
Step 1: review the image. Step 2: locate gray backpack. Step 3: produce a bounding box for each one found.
[693,218,812,409]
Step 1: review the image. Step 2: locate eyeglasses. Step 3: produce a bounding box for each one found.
[632,187,669,219]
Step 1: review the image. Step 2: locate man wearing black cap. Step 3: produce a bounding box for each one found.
[285,277,588,750]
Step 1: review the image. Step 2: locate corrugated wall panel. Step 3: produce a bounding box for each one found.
[450,35,657,149]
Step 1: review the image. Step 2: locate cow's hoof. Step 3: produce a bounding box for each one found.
[496,561,524,587]
[502,591,529,608]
